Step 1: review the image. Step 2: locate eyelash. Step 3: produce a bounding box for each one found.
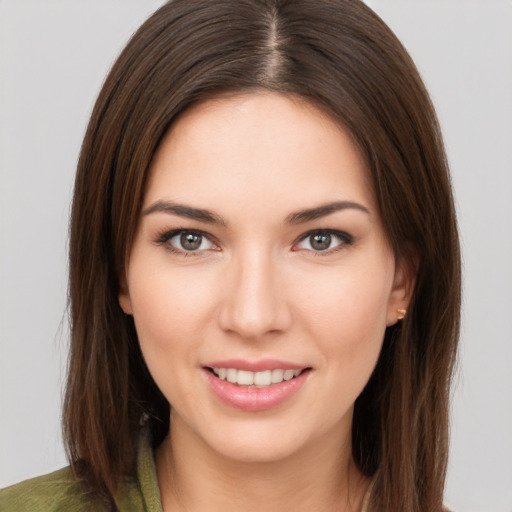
[154,228,354,256]
[294,229,354,255]
[155,229,217,256]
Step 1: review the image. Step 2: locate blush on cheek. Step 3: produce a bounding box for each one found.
[306,279,389,359]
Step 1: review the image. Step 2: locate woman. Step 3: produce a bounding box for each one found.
[0,0,460,511]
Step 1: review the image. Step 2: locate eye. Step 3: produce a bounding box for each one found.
[294,230,352,253]
[156,229,217,254]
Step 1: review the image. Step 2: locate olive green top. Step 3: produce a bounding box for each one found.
[1,438,452,512]
[0,436,163,512]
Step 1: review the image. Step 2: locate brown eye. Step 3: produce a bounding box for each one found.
[180,232,203,251]
[310,233,332,251]
[294,229,353,253]
[158,230,216,253]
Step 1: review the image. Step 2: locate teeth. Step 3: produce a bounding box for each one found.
[212,367,303,387]
[283,369,295,381]
[226,368,237,383]
[271,369,284,383]
[254,370,271,386]
[237,370,254,386]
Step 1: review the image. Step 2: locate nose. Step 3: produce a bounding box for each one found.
[218,249,292,339]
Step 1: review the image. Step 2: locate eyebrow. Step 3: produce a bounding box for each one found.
[143,199,369,226]
[285,201,370,224]
[143,201,227,226]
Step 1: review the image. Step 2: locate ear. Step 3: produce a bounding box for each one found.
[386,252,417,326]
[118,270,133,315]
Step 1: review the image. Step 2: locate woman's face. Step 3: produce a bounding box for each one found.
[120,92,410,463]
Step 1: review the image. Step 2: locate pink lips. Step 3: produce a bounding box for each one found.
[203,359,310,412]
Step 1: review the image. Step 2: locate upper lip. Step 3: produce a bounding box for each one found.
[203,359,308,372]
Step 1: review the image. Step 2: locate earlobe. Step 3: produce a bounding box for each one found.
[118,273,133,315]
[396,308,407,321]
[386,253,417,326]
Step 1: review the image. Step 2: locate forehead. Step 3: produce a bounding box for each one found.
[145,92,376,216]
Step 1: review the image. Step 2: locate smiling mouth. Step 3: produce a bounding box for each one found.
[207,367,309,387]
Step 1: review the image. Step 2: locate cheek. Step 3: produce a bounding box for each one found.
[126,264,224,410]
[127,264,218,358]
[294,262,393,362]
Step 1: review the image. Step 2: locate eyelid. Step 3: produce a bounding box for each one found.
[292,229,353,253]
[154,227,353,256]
[155,228,219,255]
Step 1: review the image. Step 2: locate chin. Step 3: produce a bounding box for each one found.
[211,433,310,464]
[193,411,342,465]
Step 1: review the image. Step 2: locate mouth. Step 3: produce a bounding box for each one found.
[206,367,309,388]
[203,362,311,411]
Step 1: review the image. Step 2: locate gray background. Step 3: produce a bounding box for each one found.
[1,1,511,510]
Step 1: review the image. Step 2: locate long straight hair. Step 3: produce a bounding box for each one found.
[64,1,461,510]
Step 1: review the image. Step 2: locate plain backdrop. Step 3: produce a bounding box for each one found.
[1,1,511,511]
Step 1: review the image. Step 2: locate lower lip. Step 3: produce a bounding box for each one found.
[204,369,310,412]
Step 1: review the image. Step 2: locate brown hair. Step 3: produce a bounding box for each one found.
[64,1,460,510]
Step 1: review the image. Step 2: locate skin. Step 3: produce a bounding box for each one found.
[119,92,413,512]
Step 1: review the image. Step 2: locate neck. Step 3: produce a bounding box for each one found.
[156,415,369,512]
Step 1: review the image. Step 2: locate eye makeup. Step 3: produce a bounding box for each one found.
[154,228,220,256]
[153,226,354,259]
[293,229,354,255]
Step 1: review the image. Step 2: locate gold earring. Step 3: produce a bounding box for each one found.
[397,308,407,320]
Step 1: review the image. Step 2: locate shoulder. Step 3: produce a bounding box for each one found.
[0,467,108,512]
